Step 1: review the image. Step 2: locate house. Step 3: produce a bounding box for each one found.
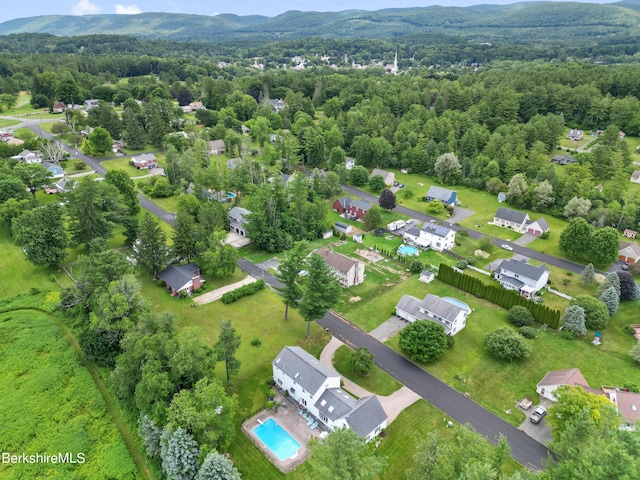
[332,196,372,220]
[495,259,550,298]
[395,293,469,335]
[0,129,13,141]
[425,186,457,206]
[623,229,638,240]
[402,222,455,252]
[537,369,640,429]
[130,153,158,169]
[42,162,64,178]
[536,369,591,402]
[228,206,250,237]
[552,154,576,165]
[493,207,530,233]
[268,99,286,113]
[630,170,640,184]
[112,140,125,153]
[567,129,583,141]
[12,149,42,164]
[316,247,365,288]
[619,131,627,139]
[345,157,355,170]
[497,192,507,203]
[84,99,99,110]
[369,168,395,187]
[54,178,76,193]
[525,217,550,236]
[618,241,640,264]
[419,270,435,283]
[52,101,66,113]
[157,263,204,296]
[272,347,387,441]
[334,222,352,235]
[189,101,204,110]
[209,140,226,155]
[226,157,243,170]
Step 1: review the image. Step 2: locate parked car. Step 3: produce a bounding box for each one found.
[501,244,513,251]
[398,184,405,188]
[530,406,547,424]
[622,263,630,271]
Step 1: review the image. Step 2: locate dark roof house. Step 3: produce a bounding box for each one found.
[157,263,204,296]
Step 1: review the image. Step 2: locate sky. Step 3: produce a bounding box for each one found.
[0,0,617,24]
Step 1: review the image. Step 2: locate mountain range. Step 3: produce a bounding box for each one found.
[1,1,640,43]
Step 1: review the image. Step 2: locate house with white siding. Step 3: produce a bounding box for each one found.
[395,293,469,335]
[315,247,365,288]
[495,259,549,298]
[402,222,455,252]
[272,347,387,441]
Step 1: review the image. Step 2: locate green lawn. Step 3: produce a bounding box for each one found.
[332,345,402,396]
[384,279,640,426]
[0,228,67,296]
[0,118,19,128]
[0,310,138,479]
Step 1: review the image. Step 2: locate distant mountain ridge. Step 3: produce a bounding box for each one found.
[0,2,639,43]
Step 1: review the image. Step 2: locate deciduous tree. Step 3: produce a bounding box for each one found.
[484,326,531,361]
[589,227,620,268]
[308,427,386,480]
[434,152,462,185]
[559,217,592,259]
[215,320,241,384]
[368,174,385,192]
[399,320,448,363]
[350,347,375,375]
[12,204,67,268]
[379,188,396,210]
[616,271,638,300]
[14,163,52,199]
[362,206,383,231]
[570,295,609,330]
[201,230,238,278]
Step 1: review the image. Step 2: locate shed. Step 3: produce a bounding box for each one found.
[335,222,352,235]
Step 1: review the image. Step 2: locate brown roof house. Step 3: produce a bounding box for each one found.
[316,247,365,288]
[536,369,591,402]
[369,168,395,187]
[619,241,640,264]
[157,263,204,296]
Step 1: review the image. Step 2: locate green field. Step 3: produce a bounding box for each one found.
[0,310,138,479]
[0,118,20,128]
[385,279,640,426]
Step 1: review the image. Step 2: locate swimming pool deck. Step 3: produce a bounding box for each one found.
[242,392,324,473]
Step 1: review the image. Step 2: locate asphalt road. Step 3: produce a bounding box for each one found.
[237,255,551,471]
[342,185,598,275]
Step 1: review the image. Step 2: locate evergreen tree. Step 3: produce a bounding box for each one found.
[136,213,169,278]
[561,305,586,336]
[597,272,621,298]
[580,263,595,286]
[172,210,199,262]
[274,241,309,320]
[215,320,241,384]
[599,286,619,316]
[299,253,342,338]
[196,452,241,480]
[160,427,201,480]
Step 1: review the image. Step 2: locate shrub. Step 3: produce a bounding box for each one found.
[409,260,424,274]
[454,260,469,270]
[519,326,537,338]
[508,305,534,327]
[484,327,531,361]
[399,320,448,363]
[221,280,265,304]
[540,232,550,239]
[559,330,577,340]
[251,338,262,347]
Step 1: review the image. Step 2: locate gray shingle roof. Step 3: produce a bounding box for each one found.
[426,185,455,202]
[157,263,200,292]
[347,396,387,438]
[316,247,357,274]
[349,199,371,211]
[421,294,465,321]
[228,206,250,224]
[405,227,421,237]
[335,196,351,209]
[533,217,549,231]
[272,346,338,396]
[495,207,528,224]
[395,294,423,318]
[314,388,356,421]
[499,259,548,281]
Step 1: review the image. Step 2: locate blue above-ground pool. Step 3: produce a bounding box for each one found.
[398,244,420,256]
[443,296,471,313]
[253,418,301,461]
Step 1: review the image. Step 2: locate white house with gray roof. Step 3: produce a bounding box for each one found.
[402,222,455,252]
[493,207,530,232]
[395,293,469,335]
[495,259,549,298]
[272,347,387,441]
[228,206,250,237]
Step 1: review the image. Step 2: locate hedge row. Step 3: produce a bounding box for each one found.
[221,280,265,304]
[438,264,561,328]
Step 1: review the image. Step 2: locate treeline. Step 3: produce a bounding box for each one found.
[438,264,561,328]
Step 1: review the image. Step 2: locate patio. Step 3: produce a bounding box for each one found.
[242,390,325,473]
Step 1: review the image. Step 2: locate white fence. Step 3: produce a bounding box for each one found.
[546,287,573,300]
[467,265,492,276]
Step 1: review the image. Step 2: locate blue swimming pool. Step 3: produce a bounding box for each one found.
[443,296,471,312]
[253,418,301,461]
[227,192,237,199]
[398,244,420,256]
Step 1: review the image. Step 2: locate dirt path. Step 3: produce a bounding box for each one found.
[5,308,155,480]
[193,275,257,305]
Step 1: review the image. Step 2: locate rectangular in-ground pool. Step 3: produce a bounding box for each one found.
[253,418,301,461]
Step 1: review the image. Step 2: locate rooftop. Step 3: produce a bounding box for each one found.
[273,346,339,397]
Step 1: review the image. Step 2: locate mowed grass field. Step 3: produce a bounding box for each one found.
[0,310,138,479]
[385,279,640,426]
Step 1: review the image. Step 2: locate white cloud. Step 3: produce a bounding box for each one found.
[72,0,101,15]
[115,4,142,14]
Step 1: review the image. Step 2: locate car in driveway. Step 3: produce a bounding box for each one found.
[501,244,513,251]
[530,406,547,424]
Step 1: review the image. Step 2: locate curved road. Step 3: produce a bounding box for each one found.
[19,122,553,470]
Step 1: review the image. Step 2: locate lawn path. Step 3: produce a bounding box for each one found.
[192,275,257,305]
[5,308,155,480]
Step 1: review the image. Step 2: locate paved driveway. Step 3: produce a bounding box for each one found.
[517,399,553,446]
[513,233,538,247]
[449,206,475,223]
[369,316,409,341]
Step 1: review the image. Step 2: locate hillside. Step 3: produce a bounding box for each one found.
[1,2,640,44]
